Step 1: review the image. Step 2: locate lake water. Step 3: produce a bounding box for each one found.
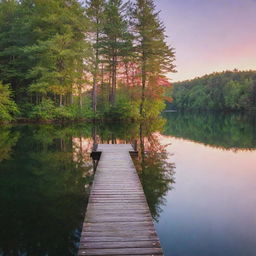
[0,112,255,256]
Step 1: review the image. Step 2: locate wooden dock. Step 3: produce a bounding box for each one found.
[78,144,163,256]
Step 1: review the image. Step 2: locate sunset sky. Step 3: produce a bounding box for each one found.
[156,0,256,82]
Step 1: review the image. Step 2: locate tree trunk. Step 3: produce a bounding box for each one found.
[101,63,104,85]
[140,55,146,116]
[69,92,73,105]
[60,94,62,106]
[125,62,129,85]
[36,93,39,105]
[92,18,100,115]
[92,77,97,113]
[111,54,117,105]
[79,87,83,109]
[92,123,97,149]
[139,124,145,171]
[54,94,57,104]
[108,58,112,104]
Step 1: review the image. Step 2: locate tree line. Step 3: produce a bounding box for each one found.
[0,0,175,122]
[168,70,256,111]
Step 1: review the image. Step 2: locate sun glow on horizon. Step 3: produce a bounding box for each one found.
[156,0,256,82]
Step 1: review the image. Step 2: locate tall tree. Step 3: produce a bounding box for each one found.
[0,82,19,122]
[25,0,90,106]
[0,0,90,107]
[133,0,175,116]
[0,0,35,103]
[86,0,105,114]
[100,0,132,105]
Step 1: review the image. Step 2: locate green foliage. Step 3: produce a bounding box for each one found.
[100,0,133,105]
[28,99,76,121]
[0,0,32,100]
[28,97,93,121]
[143,98,166,119]
[0,0,91,119]
[105,100,137,119]
[133,0,175,75]
[132,0,176,116]
[103,90,140,119]
[0,82,19,122]
[170,70,256,111]
[28,99,56,120]
[0,0,175,121]
[68,96,94,119]
[24,0,90,98]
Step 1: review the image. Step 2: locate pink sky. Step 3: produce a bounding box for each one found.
[156,0,256,82]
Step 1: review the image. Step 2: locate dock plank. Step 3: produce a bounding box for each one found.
[78,144,163,256]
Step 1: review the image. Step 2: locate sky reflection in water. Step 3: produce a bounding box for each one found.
[156,135,256,256]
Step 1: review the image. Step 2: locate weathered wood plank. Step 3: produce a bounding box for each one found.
[86,210,150,216]
[87,204,148,209]
[84,216,153,223]
[89,199,147,204]
[78,248,163,255]
[83,226,156,233]
[83,222,155,231]
[86,209,150,215]
[82,230,158,238]
[80,241,161,249]
[78,144,163,256]
[80,236,160,243]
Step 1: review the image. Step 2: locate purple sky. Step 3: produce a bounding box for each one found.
[155,0,256,81]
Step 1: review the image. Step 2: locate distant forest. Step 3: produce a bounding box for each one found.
[0,0,175,122]
[168,70,256,111]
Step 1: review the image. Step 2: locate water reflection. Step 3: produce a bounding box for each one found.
[92,119,176,221]
[132,122,175,221]
[0,126,20,162]
[164,112,256,151]
[0,121,175,255]
[0,125,93,256]
[0,111,256,255]
[156,135,256,256]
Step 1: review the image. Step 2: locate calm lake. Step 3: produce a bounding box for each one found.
[0,112,255,256]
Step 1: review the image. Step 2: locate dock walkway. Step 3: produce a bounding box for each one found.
[78,144,163,256]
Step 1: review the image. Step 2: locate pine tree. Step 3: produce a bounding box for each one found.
[0,0,90,107]
[0,0,35,103]
[0,82,19,122]
[86,0,105,114]
[25,0,90,106]
[100,0,132,105]
[133,0,175,116]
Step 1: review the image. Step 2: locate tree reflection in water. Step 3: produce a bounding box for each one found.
[0,121,176,255]
[163,111,256,151]
[132,119,175,221]
[84,119,176,222]
[1,112,256,255]
[0,125,94,256]
[0,125,20,162]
